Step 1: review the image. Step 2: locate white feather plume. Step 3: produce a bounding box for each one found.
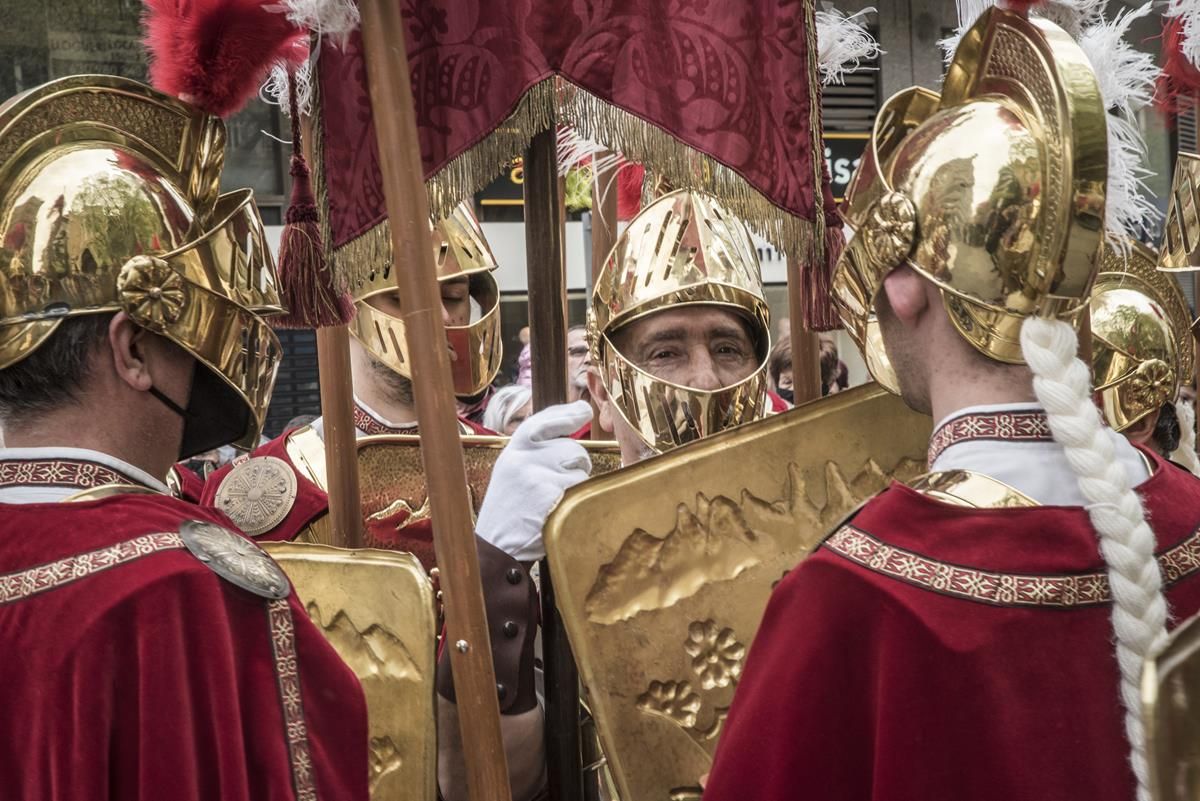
[271,0,359,47]
[261,61,312,117]
[938,0,992,63]
[1166,0,1200,71]
[1076,2,1161,245]
[815,7,882,86]
[259,0,360,116]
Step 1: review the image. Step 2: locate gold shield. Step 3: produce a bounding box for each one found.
[544,383,930,800]
[357,435,624,521]
[262,544,437,801]
[1143,610,1200,801]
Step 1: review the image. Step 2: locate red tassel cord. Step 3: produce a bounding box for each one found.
[273,69,355,329]
[801,160,844,333]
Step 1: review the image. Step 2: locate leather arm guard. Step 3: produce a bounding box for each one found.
[436,536,540,714]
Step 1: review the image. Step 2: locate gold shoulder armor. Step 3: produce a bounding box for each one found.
[908,470,1040,508]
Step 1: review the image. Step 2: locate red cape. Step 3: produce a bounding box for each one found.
[705,453,1200,801]
[0,492,367,800]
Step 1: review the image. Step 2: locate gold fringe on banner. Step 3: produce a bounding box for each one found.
[313,34,828,300]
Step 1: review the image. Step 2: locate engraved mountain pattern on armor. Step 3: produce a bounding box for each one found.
[305,601,422,682]
[367,736,403,795]
[584,458,922,624]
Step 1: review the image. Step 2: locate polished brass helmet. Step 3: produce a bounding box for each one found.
[1092,241,1194,433]
[0,75,283,454]
[348,201,502,397]
[832,7,1107,387]
[1160,151,1200,273]
[588,189,771,453]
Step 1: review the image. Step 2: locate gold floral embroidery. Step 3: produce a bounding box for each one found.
[825,525,1200,607]
[267,598,318,801]
[0,533,184,605]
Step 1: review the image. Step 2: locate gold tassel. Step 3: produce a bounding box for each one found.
[317,61,827,298]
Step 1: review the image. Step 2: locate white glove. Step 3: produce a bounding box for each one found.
[476,400,593,561]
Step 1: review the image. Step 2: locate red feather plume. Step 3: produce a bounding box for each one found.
[142,0,307,118]
[1158,19,1200,119]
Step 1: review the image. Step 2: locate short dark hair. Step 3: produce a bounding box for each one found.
[0,313,113,427]
[1155,401,1182,456]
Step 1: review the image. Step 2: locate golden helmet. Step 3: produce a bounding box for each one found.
[348,201,502,397]
[832,7,1107,386]
[1159,151,1200,273]
[0,76,283,454]
[1091,241,1193,433]
[588,189,771,453]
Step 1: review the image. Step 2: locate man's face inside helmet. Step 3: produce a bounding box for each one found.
[355,275,480,408]
[589,305,759,464]
[367,276,474,327]
[611,306,758,390]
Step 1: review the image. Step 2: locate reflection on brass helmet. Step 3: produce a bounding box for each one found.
[349,201,501,397]
[1091,241,1194,433]
[1160,152,1200,273]
[0,76,283,452]
[832,8,1107,388]
[588,189,771,453]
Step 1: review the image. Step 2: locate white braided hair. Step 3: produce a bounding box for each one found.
[1171,400,1200,477]
[1020,315,1168,801]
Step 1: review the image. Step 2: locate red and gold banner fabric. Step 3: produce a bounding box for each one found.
[314,0,828,286]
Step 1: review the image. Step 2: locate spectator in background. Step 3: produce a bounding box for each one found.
[567,326,591,404]
[515,326,532,387]
[819,335,849,396]
[767,339,793,405]
[285,414,318,432]
[484,385,534,436]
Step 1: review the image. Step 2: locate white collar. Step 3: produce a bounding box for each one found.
[354,396,418,432]
[929,403,1150,506]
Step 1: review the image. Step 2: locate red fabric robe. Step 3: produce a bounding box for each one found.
[704,454,1200,801]
[202,417,496,570]
[0,493,368,800]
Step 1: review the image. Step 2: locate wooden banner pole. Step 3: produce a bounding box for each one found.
[523,128,584,801]
[358,3,513,799]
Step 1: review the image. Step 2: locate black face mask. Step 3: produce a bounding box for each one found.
[149,363,252,460]
[777,387,794,404]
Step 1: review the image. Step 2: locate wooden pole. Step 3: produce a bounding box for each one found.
[786,258,822,403]
[315,326,363,547]
[588,154,618,438]
[523,128,583,801]
[357,4,512,800]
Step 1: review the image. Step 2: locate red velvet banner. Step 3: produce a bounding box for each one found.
[317,0,825,255]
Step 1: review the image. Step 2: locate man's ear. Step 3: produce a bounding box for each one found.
[108,312,153,393]
[586,367,615,434]
[879,266,929,329]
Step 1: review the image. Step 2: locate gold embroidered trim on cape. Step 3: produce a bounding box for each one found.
[311,71,826,297]
[267,597,319,801]
[824,525,1200,608]
[0,532,184,605]
[0,459,134,490]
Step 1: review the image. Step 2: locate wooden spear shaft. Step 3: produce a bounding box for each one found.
[357,3,513,800]
[587,153,618,438]
[302,105,365,549]
[523,129,584,801]
[786,257,822,404]
[314,326,363,547]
